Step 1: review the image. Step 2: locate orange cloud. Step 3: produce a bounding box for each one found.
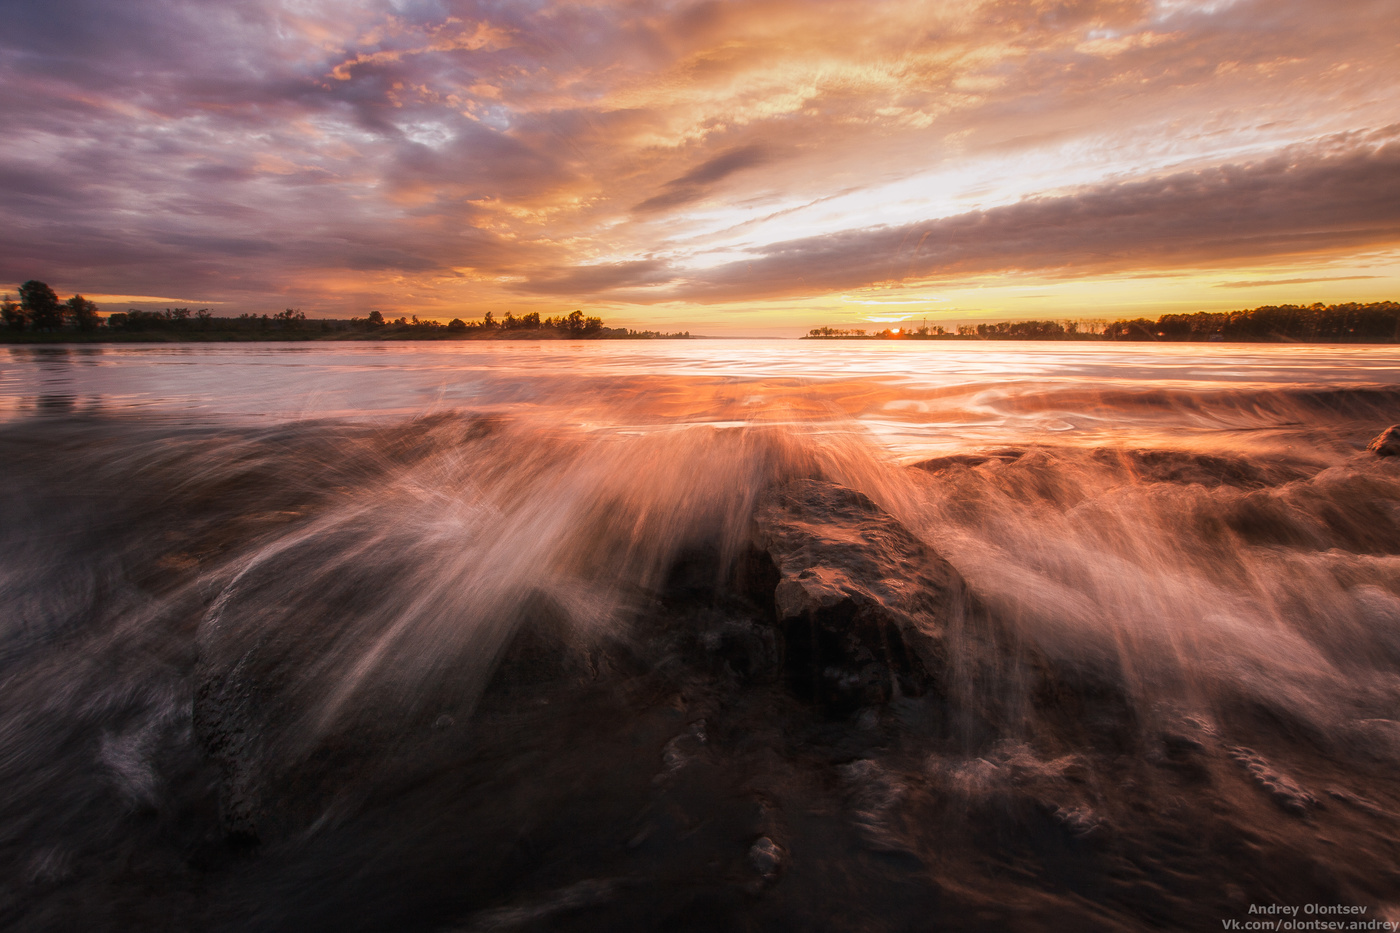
[0,0,1396,331]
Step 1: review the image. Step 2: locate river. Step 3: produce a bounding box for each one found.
[2,340,1399,931]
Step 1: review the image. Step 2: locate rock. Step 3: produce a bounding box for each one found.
[1368,425,1400,457]
[840,759,914,855]
[911,449,1025,473]
[1030,657,1138,751]
[192,582,590,842]
[751,479,965,711]
[191,659,266,841]
[481,589,591,698]
[697,618,779,682]
[1227,746,1318,815]
[748,835,785,881]
[1091,447,1283,488]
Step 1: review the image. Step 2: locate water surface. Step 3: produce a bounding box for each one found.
[5,339,1399,455]
[2,340,1399,932]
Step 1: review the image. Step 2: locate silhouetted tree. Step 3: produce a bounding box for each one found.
[1103,318,1158,340]
[19,281,62,331]
[64,295,100,331]
[0,294,24,330]
[274,308,306,329]
[975,320,1065,339]
[366,310,385,327]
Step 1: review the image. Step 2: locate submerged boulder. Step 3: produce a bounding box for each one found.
[1368,425,1400,457]
[751,479,967,711]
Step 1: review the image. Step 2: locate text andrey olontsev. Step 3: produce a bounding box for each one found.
[1222,905,1396,932]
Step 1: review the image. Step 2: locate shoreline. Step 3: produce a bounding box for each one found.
[0,331,698,345]
[6,333,1400,345]
[800,334,1400,344]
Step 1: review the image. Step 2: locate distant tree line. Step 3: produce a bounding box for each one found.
[351,308,617,336]
[2,281,100,332]
[1,280,690,341]
[105,307,322,333]
[1102,302,1400,342]
[808,320,1086,339]
[344,308,686,338]
[807,302,1400,342]
[968,320,1082,339]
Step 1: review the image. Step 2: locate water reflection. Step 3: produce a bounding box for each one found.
[1,341,1398,458]
[4,346,102,417]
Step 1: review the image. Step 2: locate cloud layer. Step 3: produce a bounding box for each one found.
[1,0,1397,327]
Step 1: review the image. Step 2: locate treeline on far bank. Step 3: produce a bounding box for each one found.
[807,302,1400,342]
[0,280,689,341]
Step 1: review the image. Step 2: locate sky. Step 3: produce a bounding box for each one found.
[1,0,1397,335]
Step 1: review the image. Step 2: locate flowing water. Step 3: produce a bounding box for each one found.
[2,340,1400,932]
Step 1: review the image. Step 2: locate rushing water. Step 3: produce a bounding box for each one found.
[2,340,1400,932]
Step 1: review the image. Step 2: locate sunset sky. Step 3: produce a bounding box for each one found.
[2,0,1397,334]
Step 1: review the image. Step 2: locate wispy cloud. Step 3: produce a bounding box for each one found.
[634,145,774,213]
[547,136,1400,302]
[1214,275,1383,288]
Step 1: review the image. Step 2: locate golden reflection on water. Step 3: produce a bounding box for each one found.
[3,340,1398,458]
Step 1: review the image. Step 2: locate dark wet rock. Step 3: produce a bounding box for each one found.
[1218,465,1400,554]
[1368,425,1400,456]
[911,449,1025,473]
[751,479,965,712]
[1227,746,1319,814]
[1159,730,1206,755]
[747,835,785,882]
[1325,787,1395,819]
[1343,718,1400,762]
[1031,657,1139,752]
[651,544,783,685]
[193,584,599,842]
[697,616,780,682]
[1053,805,1103,838]
[839,759,918,857]
[1150,723,1214,780]
[482,590,594,699]
[914,444,1305,490]
[191,659,266,842]
[192,646,391,844]
[656,719,709,785]
[1092,447,1291,488]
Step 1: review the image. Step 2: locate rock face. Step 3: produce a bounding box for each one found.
[751,479,964,711]
[192,659,268,842]
[912,450,1024,473]
[192,585,596,843]
[1369,425,1400,457]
